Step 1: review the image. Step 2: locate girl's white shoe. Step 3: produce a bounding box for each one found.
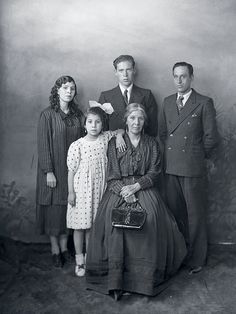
[75,264,85,277]
[75,253,86,277]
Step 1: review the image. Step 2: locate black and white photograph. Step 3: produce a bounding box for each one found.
[0,0,236,313]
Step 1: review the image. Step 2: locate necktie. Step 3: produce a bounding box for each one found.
[176,96,184,112]
[123,89,128,105]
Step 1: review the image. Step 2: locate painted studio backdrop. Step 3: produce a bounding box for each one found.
[0,0,236,243]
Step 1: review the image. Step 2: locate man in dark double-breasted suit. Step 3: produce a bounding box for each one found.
[98,55,158,136]
[159,62,218,274]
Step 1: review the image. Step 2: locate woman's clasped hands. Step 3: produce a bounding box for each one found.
[120,183,141,203]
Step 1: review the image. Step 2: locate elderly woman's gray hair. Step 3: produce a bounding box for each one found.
[123,103,148,125]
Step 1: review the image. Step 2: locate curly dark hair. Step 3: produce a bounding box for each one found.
[49,75,82,117]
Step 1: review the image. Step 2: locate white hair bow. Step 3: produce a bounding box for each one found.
[89,100,114,115]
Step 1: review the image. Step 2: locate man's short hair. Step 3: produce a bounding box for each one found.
[172,62,194,76]
[113,55,135,69]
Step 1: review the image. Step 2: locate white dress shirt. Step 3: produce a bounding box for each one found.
[177,89,192,107]
[119,84,133,103]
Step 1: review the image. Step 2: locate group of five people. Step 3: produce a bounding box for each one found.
[36,55,218,300]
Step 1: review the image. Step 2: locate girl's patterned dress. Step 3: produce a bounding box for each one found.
[67,131,117,229]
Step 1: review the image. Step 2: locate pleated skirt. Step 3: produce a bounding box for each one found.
[86,187,187,296]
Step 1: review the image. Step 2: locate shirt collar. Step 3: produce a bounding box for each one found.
[177,89,192,105]
[119,83,133,96]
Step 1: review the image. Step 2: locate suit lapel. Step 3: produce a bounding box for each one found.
[113,85,126,106]
[129,85,141,104]
[113,84,142,107]
[169,90,201,133]
[110,86,127,117]
[166,94,179,131]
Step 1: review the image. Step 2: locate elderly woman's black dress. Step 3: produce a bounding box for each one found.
[86,134,186,296]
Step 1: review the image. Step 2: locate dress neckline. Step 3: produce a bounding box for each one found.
[83,134,101,143]
[125,133,142,150]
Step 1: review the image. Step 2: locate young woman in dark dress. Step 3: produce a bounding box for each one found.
[86,103,187,300]
[36,75,84,267]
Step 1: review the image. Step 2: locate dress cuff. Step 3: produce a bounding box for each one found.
[43,168,53,174]
[108,181,124,195]
[137,176,153,190]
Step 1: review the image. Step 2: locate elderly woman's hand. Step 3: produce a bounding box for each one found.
[120,183,141,198]
[124,194,137,203]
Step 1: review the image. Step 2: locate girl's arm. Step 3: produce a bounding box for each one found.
[67,141,80,206]
[115,129,126,152]
[68,170,76,206]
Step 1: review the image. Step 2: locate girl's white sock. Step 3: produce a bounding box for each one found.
[75,253,84,265]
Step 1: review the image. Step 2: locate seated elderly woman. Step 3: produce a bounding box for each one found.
[86,103,186,300]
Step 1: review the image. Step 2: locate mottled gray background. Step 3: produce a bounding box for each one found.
[0,0,236,243]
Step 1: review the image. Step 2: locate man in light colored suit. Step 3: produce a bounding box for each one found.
[159,62,218,274]
[99,55,158,136]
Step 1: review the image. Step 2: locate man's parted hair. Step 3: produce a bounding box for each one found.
[113,55,135,69]
[172,62,194,76]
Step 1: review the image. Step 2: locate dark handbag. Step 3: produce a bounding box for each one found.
[111,201,147,229]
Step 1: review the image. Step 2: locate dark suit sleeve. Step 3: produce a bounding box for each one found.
[202,98,219,158]
[98,92,109,131]
[145,91,158,137]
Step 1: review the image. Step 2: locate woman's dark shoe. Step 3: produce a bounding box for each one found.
[61,250,74,265]
[52,253,63,268]
[113,290,123,301]
[122,291,131,296]
[188,266,202,275]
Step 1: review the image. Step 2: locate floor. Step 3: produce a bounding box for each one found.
[0,237,236,314]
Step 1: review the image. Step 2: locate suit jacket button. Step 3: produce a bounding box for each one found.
[168,147,172,150]
[187,122,191,125]
[184,136,187,139]
[182,149,185,152]
[170,134,173,137]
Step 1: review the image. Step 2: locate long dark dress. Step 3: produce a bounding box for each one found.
[86,134,187,296]
[36,107,84,235]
